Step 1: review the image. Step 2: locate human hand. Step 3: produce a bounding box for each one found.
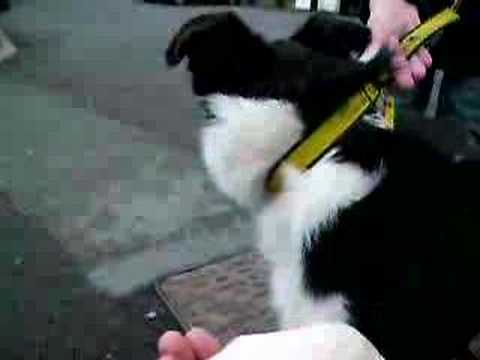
[158,324,384,360]
[362,0,432,89]
[158,328,222,360]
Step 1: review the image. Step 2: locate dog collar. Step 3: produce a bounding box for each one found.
[266,6,461,194]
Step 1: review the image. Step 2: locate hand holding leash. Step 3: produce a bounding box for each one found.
[365,0,432,89]
[267,2,462,194]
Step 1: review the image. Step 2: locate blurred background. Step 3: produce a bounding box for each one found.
[0,1,307,359]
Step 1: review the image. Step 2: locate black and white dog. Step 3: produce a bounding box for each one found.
[166,11,480,360]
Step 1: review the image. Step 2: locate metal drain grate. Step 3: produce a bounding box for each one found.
[156,251,278,345]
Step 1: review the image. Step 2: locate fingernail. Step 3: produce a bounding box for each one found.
[161,356,175,360]
[189,327,209,335]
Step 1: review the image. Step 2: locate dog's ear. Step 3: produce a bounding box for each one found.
[165,12,231,67]
[165,11,272,95]
[166,11,261,67]
[291,11,371,58]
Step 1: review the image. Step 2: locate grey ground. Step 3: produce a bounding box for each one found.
[0,1,310,358]
[0,0,310,296]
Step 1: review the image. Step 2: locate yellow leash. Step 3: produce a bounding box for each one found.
[266,5,461,194]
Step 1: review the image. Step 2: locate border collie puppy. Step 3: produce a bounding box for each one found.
[166,11,480,360]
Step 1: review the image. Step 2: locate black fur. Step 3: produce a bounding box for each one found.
[167,11,480,360]
[165,11,390,133]
[304,128,480,359]
[291,11,371,58]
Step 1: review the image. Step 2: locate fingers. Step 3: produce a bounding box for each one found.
[388,37,414,89]
[392,55,428,90]
[409,54,426,82]
[359,36,383,63]
[405,46,432,85]
[158,331,196,360]
[158,329,223,360]
[401,8,421,35]
[365,1,433,90]
[388,37,432,89]
[394,67,416,89]
[186,328,222,360]
[417,47,432,67]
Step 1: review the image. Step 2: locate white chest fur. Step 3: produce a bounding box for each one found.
[200,94,383,329]
[257,157,382,328]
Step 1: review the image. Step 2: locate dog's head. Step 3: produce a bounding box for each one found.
[166,10,372,66]
[166,11,389,208]
[166,12,274,96]
[166,12,261,66]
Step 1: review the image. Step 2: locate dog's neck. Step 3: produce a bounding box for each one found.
[200,94,386,211]
[200,95,303,209]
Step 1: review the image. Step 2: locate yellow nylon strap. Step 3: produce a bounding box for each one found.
[267,84,380,193]
[384,95,395,130]
[400,8,460,57]
[266,7,460,194]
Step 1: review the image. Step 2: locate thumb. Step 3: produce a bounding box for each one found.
[359,39,383,63]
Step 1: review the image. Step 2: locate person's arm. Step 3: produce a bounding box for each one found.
[363,0,432,89]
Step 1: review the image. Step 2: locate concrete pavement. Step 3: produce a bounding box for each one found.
[0,0,310,295]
